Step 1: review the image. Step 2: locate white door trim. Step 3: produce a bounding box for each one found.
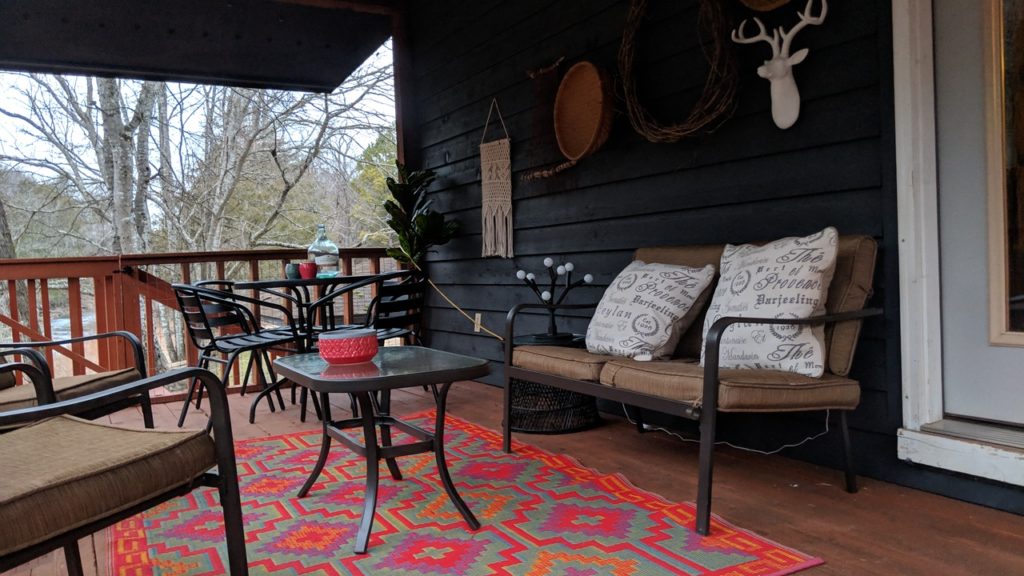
[892,0,1024,486]
[892,0,943,430]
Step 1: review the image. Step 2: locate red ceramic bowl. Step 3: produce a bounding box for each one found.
[318,329,378,364]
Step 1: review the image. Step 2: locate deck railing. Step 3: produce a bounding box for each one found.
[0,247,395,398]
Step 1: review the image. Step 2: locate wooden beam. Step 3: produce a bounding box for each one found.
[392,3,419,167]
[270,0,400,16]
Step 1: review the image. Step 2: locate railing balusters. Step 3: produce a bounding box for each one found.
[145,293,156,377]
[40,281,54,368]
[94,276,110,367]
[68,278,85,375]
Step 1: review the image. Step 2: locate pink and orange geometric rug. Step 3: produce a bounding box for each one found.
[109,412,822,575]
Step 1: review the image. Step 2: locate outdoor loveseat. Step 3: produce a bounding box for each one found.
[503,233,881,536]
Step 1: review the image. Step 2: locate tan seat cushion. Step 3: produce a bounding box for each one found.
[0,368,140,412]
[599,359,860,412]
[513,346,614,382]
[0,416,215,557]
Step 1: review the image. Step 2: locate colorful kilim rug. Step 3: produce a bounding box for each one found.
[109,412,822,575]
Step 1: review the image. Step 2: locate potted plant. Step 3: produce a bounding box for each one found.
[383,163,461,268]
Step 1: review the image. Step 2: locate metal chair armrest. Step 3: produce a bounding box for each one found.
[0,367,227,429]
[0,332,147,377]
[0,361,56,405]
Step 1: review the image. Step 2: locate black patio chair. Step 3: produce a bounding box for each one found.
[172,284,302,427]
[0,363,248,575]
[307,270,429,415]
[308,270,426,345]
[0,331,154,428]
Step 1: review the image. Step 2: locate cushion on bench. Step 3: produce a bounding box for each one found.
[599,358,859,412]
[513,346,612,382]
[0,415,215,557]
[0,368,141,413]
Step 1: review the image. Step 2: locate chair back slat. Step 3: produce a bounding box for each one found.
[368,274,426,343]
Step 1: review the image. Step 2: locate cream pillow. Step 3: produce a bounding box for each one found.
[701,227,838,377]
[586,261,716,361]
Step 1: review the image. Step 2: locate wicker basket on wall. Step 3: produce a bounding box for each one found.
[554,61,614,163]
[525,61,614,180]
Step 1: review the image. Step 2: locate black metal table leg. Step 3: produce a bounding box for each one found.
[433,381,480,530]
[354,392,380,555]
[298,392,334,498]
[374,390,403,481]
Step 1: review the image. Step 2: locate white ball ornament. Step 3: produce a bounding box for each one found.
[556,265,566,275]
[583,274,594,283]
[564,262,575,272]
[516,270,526,280]
[541,291,551,301]
[526,273,536,281]
[543,257,554,268]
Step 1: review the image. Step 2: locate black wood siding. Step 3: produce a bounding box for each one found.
[406,0,1023,512]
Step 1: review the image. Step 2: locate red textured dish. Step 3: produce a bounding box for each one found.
[318,329,378,364]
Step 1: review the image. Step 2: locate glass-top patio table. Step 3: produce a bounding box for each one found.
[273,346,490,554]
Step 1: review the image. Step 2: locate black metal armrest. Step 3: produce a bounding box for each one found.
[701,307,883,409]
[0,367,227,430]
[0,331,147,378]
[504,302,599,366]
[0,347,50,375]
[0,361,56,405]
[705,308,883,343]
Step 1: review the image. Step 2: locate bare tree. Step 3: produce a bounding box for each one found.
[0,42,395,256]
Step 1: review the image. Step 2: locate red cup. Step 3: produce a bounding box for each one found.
[298,261,317,279]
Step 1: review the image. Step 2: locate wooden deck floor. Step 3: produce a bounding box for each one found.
[7,381,1024,575]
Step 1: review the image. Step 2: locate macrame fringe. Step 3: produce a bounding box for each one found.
[482,204,514,258]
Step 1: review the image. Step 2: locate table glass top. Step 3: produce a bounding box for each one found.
[274,346,489,384]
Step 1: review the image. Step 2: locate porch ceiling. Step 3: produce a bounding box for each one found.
[0,0,395,92]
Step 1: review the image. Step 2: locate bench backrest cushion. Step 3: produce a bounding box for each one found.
[635,234,877,376]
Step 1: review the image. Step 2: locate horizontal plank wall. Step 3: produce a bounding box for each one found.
[405,0,1023,512]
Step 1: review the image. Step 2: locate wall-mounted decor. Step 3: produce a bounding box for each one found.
[731,0,828,130]
[514,257,594,344]
[618,0,737,143]
[739,0,792,11]
[480,98,513,258]
[523,61,613,180]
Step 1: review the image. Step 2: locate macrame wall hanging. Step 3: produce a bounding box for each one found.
[480,99,514,258]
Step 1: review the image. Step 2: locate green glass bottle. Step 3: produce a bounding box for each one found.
[307,224,340,277]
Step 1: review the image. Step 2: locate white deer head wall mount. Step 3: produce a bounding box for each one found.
[731,0,828,130]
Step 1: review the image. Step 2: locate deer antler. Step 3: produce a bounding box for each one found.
[731,17,780,58]
[780,0,828,56]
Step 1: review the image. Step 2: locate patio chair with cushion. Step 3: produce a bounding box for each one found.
[0,331,154,428]
[0,363,248,575]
